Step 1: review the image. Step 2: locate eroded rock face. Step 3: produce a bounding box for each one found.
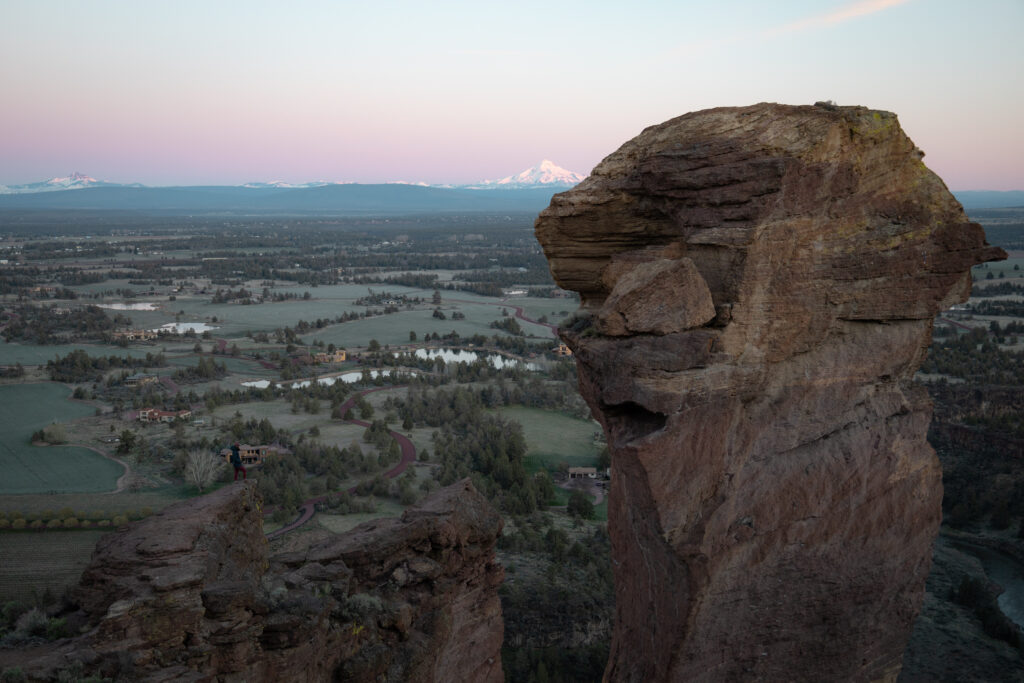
[12,479,504,682]
[535,103,1004,682]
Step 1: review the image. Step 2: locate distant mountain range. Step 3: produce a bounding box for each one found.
[952,191,1024,210]
[0,161,587,196]
[0,162,588,216]
[0,172,146,194]
[1,165,1019,216]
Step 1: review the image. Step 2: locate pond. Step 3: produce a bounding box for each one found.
[407,348,537,370]
[152,322,218,334]
[241,369,408,390]
[97,302,161,311]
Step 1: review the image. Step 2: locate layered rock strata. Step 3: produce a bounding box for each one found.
[535,103,1004,682]
[12,479,504,682]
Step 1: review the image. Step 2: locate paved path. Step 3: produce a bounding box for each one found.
[265,385,415,539]
[939,316,975,332]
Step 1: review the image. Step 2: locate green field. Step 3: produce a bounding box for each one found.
[0,343,156,366]
[0,530,108,602]
[496,406,602,473]
[0,383,124,494]
[302,303,555,348]
[0,487,193,518]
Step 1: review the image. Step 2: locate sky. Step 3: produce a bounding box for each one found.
[0,0,1021,189]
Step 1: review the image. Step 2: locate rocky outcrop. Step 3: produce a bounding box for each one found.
[10,479,504,682]
[535,103,1004,682]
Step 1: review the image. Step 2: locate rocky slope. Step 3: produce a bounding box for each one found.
[535,103,1005,682]
[6,479,504,682]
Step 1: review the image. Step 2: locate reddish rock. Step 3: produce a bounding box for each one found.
[535,103,1005,682]
[9,479,503,682]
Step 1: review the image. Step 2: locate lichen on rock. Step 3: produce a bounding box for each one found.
[535,102,1004,682]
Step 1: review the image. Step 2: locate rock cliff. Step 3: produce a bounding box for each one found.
[535,103,1005,682]
[10,479,504,682]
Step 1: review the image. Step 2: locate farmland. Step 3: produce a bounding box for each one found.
[0,530,108,602]
[0,383,124,494]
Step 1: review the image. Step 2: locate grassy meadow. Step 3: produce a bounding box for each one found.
[497,406,603,473]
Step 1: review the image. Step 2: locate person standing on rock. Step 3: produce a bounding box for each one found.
[230,442,246,481]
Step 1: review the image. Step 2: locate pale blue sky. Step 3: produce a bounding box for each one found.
[1,0,1021,188]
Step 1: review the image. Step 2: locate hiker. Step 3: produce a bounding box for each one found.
[230,442,246,480]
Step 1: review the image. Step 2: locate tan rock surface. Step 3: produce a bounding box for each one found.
[535,102,1004,682]
[8,479,504,683]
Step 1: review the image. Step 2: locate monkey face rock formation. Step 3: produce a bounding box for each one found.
[535,103,1004,682]
[8,480,504,682]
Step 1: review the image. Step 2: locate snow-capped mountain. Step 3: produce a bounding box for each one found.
[0,172,143,194]
[470,160,587,190]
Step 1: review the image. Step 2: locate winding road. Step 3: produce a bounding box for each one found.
[264,386,416,539]
[446,297,559,337]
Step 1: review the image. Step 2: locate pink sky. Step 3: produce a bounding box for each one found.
[1,1,1021,189]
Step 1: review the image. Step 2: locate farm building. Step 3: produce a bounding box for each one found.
[138,408,192,423]
[568,466,597,479]
[125,373,158,386]
[555,343,573,357]
[113,329,157,342]
[313,350,347,363]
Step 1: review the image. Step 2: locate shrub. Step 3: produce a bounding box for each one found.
[46,519,62,529]
[63,518,79,529]
[112,516,128,527]
[14,608,48,637]
[1,667,27,683]
[10,519,25,530]
[0,519,9,529]
[45,617,66,640]
[28,520,43,530]
[41,423,66,444]
[97,520,111,527]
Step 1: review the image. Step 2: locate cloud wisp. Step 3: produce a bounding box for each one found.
[765,0,915,37]
[667,0,915,59]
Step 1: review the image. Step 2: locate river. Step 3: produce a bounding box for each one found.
[954,540,1024,630]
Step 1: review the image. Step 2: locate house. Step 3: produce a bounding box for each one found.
[555,344,573,357]
[114,329,157,342]
[125,373,158,386]
[219,443,288,468]
[313,350,347,363]
[138,408,192,423]
[568,466,597,479]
